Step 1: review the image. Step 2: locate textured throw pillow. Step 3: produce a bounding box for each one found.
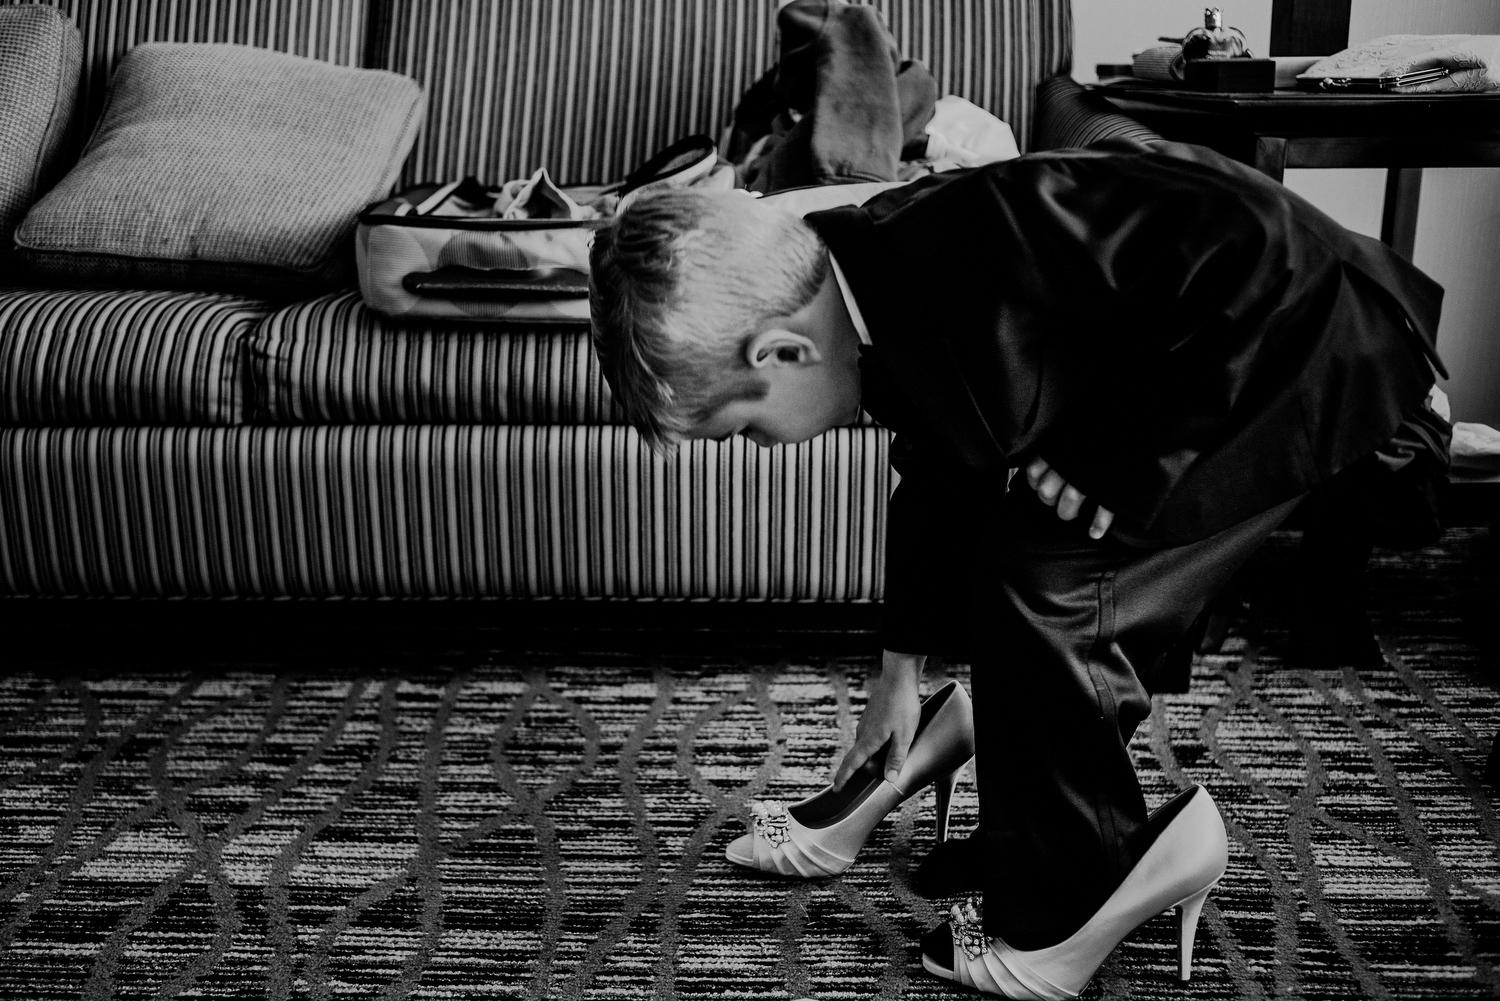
[0,4,81,260]
[15,43,425,300]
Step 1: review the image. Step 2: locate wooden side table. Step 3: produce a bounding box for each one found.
[1090,88,1500,259]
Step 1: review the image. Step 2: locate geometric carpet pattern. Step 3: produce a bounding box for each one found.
[1,533,1496,999]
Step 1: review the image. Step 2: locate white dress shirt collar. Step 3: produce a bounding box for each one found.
[828,252,872,346]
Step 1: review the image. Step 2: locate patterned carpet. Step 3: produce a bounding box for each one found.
[1,531,1497,1000]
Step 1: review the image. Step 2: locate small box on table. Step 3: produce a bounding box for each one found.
[1184,57,1275,92]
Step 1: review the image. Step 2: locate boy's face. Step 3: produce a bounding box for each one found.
[687,355,860,446]
[682,264,864,447]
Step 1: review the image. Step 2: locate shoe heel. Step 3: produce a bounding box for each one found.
[1176,883,1214,981]
[933,767,960,842]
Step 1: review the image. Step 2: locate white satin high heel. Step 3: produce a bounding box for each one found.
[726,679,975,878]
[922,784,1228,999]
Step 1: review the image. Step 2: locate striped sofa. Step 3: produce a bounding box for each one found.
[0,0,1156,600]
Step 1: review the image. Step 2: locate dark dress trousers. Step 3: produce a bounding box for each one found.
[806,139,1444,947]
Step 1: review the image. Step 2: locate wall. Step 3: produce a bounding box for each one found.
[1071,1,1274,84]
[1072,0,1500,425]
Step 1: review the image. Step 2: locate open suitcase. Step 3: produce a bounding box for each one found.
[355,136,724,323]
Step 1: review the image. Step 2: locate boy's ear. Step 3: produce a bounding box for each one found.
[745,328,822,369]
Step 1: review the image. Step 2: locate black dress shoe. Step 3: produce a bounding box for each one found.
[913,831,986,898]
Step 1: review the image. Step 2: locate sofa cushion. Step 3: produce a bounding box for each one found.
[377,0,1072,186]
[0,5,81,259]
[0,286,266,425]
[26,0,370,128]
[249,292,622,424]
[15,43,425,300]
[250,291,884,427]
[0,425,889,597]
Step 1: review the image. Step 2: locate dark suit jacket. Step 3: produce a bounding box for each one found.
[806,140,1444,651]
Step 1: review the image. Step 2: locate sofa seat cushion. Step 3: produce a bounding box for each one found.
[248,291,622,424]
[0,425,889,597]
[0,286,266,426]
[15,43,425,300]
[250,291,882,427]
[0,5,81,259]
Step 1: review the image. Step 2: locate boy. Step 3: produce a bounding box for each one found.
[588,138,1443,988]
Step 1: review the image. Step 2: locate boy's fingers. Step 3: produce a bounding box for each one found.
[830,755,855,791]
[1089,506,1115,540]
[1025,457,1049,490]
[830,750,861,790]
[831,739,878,791]
[1037,470,1066,505]
[883,726,915,783]
[1057,485,1085,521]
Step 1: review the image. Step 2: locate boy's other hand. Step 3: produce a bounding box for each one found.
[832,651,925,791]
[1026,457,1114,540]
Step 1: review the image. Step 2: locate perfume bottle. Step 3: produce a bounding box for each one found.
[1182,8,1250,60]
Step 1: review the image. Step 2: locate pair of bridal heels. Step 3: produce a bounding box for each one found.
[921,784,1229,999]
[725,679,975,878]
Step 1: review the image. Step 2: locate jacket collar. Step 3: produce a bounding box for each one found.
[807,203,1008,472]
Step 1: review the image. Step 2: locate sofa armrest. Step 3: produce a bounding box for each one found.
[1033,74,1164,151]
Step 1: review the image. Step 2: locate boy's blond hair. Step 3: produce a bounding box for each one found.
[589,187,828,447]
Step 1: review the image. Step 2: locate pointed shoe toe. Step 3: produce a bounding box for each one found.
[726,680,976,880]
[725,833,756,867]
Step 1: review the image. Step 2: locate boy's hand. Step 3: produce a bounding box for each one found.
[1026,457,1114,540]
[832,651,924,790]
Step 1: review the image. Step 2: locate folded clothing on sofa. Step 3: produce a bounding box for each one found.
[726,0,1016,192]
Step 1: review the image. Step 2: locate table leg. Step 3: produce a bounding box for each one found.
[1380,167,1423,260]
[1253,136,1287,182]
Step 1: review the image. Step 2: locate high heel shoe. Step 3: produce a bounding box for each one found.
[725,679,975,878]
[920,784,1228,998]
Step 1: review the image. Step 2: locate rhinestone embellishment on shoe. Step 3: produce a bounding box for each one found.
[950,896,989,960]
[750,801,792,848]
